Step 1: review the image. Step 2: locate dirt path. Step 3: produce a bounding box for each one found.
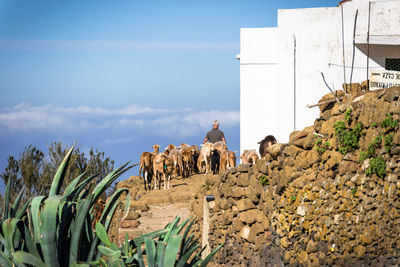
[117,173,216,244]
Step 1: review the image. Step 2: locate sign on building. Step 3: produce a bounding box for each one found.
[369,69,400,91]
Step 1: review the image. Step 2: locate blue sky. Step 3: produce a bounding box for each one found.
[0,0,339,184]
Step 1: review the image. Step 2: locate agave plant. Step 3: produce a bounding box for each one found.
[0,145,135,266]
[0,145,223,267]
[81,217,223,267]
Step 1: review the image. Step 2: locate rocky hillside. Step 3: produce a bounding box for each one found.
[189,86,400,266]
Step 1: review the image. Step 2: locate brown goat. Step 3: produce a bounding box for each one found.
[220,150,237,172]
[168,148,183,177]
[138,144,161,191]
[139,152,155,191]
[153,153,173,190]
[164,144,176,155]
[181,148,193,178]
[240,150,259,165]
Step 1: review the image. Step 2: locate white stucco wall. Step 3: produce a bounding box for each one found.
[239,0,400,155]
[240,28,283,153]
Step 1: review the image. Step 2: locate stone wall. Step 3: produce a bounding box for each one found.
[190,87,400,266]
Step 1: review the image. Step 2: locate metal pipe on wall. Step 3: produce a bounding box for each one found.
[367,2,371,91]
[349,9,359,90]
[341,4,347,89]
[293,35,296,132]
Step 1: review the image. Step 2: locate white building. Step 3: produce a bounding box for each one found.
[238,0,400,154]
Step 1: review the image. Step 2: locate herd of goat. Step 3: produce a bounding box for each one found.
[139,135,277,191]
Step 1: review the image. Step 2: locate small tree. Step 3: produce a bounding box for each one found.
[0,142,115,201]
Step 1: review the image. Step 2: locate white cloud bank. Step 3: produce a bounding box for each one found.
[0,103,239,141]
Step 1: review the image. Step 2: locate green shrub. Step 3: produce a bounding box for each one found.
[381,113,398,131]
[334,120,364,155]
[345,108,353,124]
[359,135,382,162]
[315,139,330,154]
[259,175,269,186]
[384,133,394,153]
[365,156,386,178]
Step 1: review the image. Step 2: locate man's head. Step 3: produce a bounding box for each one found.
[212,120,219,129]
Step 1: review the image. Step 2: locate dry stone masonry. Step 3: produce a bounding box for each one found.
[190,86,400,266]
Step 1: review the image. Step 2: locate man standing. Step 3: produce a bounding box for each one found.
[203,120,227,174]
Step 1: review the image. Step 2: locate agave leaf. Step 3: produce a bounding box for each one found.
[85,260,101,266]
[0,233,6,247]
[97,246,114,258]
[23,224,41,259]
[14,251,47,267]
[107,260,124,267]
[49,145,75,197]
[0,249,12,267]
[189,246,206,266]
[2,218,21,257]
[98,258,108,267]
[57,202,75,264]
[163,234,182,266]
[63,172,86,197]
[10,188,24,218]
[176,243,200,267]
[67,173,100,201]
[15,198,31,220]
[180,217,196,255]
[133,235,145,267]
[120,192,131,222]
[186,237,200,256]
[3,178,11,220]
[69,262,91,267]
[199,242,225,267]
[144,237,156,267]
[174,216,190,236]
[69,194,94,265]
[155,241,165,267]
[103,202,123,260]
[123,233,129,256]
[40,195,63,267]
[183,234,195,252]
[79,188,91,201]
[30,196,46,243]
[98,189,129,225]
[132,228,169,247]
[91,162,136,205]
[95,223,111,247]
[162,216,180,243]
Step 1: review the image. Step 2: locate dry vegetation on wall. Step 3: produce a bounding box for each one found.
[190,86,400,266]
